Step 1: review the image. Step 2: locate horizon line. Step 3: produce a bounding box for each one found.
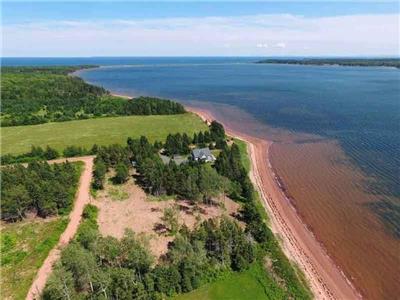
[3,55,400,58]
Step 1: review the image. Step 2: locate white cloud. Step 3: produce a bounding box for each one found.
[274,42,286,49]
[2,13,399,56]
[256,43,269,48]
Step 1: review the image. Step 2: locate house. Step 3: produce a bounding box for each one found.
[192,147,216,162]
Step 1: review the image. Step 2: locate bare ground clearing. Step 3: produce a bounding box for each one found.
[95,172,241,258]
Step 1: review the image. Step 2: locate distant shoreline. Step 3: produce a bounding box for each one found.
[256,58,400,69]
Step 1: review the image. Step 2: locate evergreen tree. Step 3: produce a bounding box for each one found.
[114,162,129,184]
[162,206,180,235]
[210,120,225,140]
[92,159,107,189]
[197,132,204,144]
[192,133,198,144]
[203,131,211,143]
[44,146,59,160]
[165,134,176,156]
[1,184,30,220]
[182,133,191,154]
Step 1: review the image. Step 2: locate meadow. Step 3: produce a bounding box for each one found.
[1,218,68,300]
[2,113,208,155]
[233,138,251,172]
[173,263,286,300]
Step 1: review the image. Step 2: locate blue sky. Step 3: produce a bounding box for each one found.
[3,2,397,23]
[2,1,399,57]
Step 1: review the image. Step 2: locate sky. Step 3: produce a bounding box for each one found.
[2,1,399,57]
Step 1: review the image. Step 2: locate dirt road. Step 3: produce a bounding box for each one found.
[26,156,94,300]
[188,107,361,300]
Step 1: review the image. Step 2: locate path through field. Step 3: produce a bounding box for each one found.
[26,156,94,300]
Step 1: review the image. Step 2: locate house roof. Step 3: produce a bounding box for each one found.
[192,147,213,159]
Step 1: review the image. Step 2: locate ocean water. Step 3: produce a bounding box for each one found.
[3,57,400,298]
[75,60,400,196]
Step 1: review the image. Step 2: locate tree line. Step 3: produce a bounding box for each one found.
[1,161,81,221]
[1,67,186,127]
[1,65,96,75]
[1,145,92,165]
[164,120,226,156]
[91,121,229,203]
[1,120,226,165]
[42,205,257,299]
[256,58,400,68]
[91,136,227,202]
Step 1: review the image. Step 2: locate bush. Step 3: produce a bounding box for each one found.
[92,159,107,190]
[63,145,88,157]
[44,146,60,160]
[114,162,129,184]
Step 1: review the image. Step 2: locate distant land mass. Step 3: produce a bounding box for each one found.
[256,58,400,68]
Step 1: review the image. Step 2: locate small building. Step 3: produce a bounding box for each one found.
[192,148,216,162]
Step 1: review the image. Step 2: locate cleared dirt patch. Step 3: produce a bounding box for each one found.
[95,173,241,258]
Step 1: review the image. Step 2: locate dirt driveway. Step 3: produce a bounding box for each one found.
[26,156,94,300]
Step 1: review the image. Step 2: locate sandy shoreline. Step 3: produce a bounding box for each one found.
[111,93,132,99]
[186,106,362,300]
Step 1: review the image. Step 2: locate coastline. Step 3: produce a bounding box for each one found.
[111,93,131,99]
[186,106,362,300]
[72,67,362,298]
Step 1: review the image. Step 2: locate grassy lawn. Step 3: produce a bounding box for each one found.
[0,217,68,300]
[233,138,251,173]
[2,113,207,155]
[173,263,286,300]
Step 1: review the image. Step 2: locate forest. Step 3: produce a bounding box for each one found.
[1,161,82,221]
[1,66,186,126]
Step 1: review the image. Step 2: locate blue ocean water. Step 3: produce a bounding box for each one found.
[3,56,399,202]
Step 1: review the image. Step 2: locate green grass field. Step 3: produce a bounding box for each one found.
[2,113,208,155]
[173,263,286,300]
[0,217,68,300]
[233,138,251,173]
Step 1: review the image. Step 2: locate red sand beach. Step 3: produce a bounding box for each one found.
[187,106,362,300]
[186,102,400,300]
